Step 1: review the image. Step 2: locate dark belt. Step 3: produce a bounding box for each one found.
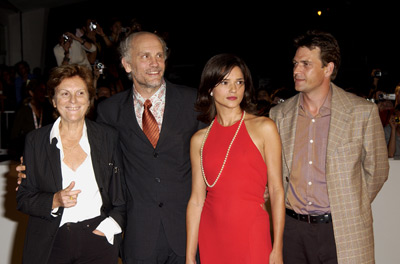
[62,215,104,231]
[286,208,332,224]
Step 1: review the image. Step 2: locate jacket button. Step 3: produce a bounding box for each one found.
[286,177,289,182]
[155,177,161,183]
[158,202,163,207]
[153,152,159,158]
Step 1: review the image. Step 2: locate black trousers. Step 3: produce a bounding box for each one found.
[130,223,186,264]
[283,214,338,264]
[48,216,119,264]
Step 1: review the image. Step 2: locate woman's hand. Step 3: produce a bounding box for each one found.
[269,247,283,264]
[52,181,81,208]
[185,257,197,264]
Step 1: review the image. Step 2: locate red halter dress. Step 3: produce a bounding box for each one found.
[199,115,272,263]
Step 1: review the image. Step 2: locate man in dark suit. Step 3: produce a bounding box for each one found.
[96,31,203,263]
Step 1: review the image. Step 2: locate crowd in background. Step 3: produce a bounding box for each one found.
[1,16,400,161]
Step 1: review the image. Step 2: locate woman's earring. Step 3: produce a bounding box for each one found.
[210,92,213,96]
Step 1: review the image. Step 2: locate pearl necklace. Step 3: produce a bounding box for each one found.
[200,111,246,188]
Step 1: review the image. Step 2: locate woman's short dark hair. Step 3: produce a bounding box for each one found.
[195,53,256,124]
[294,30,341,80]
[47,64,96,115]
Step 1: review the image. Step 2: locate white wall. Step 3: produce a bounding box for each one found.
[372,159,400,263]
[0,160,28,264]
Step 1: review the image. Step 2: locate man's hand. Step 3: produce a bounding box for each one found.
[264,185,270,202]
[93,229,105,237]
[16,156,26,191]
[389,114,398,129]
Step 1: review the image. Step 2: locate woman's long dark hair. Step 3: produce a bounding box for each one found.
[195,53,256,124]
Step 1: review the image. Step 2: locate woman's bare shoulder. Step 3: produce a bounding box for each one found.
[191,126,209,146]
[246,113,277,131]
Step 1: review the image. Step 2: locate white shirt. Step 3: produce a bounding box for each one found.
[50,117,121,244]
[53,39,96,69]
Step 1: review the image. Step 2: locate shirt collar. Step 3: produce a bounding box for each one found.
[299,85,332,117]
[50,117,90,155]
[132,79,166,106]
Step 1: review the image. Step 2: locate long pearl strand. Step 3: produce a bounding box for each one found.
[200,111,246,188]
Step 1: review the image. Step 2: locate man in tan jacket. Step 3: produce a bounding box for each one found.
[269,30,389,263]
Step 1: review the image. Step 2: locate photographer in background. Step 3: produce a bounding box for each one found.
[80,18,113,66]
[384,104,400,158]
[53,30,96,69]
[367,68,397,127]
[394,82,400,108]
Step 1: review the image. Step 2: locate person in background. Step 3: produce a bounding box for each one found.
[10,78,54,161]
[186,53,284,263]
[102,17,132,93]
[14,60,35,107]
[269,29,389,263]
[80,18,112,67]
[0,64,16,111]
[53,30,96,69]
[129,18,143,34]
[91,76,113,121]
[256,87,272,116]
[394,82,400,108]
[384,104,400,158]
[16,64,126,264]
[369,89,395,127]
[104,17,127,47]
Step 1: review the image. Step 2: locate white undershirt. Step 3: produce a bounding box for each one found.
[50,117,121,244]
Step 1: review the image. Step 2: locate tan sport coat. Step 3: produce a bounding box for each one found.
[269,83,389,263]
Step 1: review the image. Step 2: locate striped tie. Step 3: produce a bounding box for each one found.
[142,99,159,148]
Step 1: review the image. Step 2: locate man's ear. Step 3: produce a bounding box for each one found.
[121,58,132,73]
[325,62,334,77]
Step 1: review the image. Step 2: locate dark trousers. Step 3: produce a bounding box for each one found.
[283,214,338,264]
[48,216,118,264]
[130,223,185,264]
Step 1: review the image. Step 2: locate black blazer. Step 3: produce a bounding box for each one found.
[96,80,203,261]
[16,119,126,264]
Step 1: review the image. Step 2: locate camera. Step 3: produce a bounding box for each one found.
[374,71,382,77]
[89,21,97,31]
[95,61,105,74]
[395,116,400,124]
[378,93,396,101]
[62,34,69,43]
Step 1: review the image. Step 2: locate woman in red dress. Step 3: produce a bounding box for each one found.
[186,54,284,264]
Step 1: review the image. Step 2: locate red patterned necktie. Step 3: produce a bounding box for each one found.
[142,99,159,148]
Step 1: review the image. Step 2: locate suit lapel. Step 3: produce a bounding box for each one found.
[86,120,104,188]
[279,95,300,176]
[120,89,151,145]
[46,137,62,190]
[156,82,180,148]
[326,84,352,159]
